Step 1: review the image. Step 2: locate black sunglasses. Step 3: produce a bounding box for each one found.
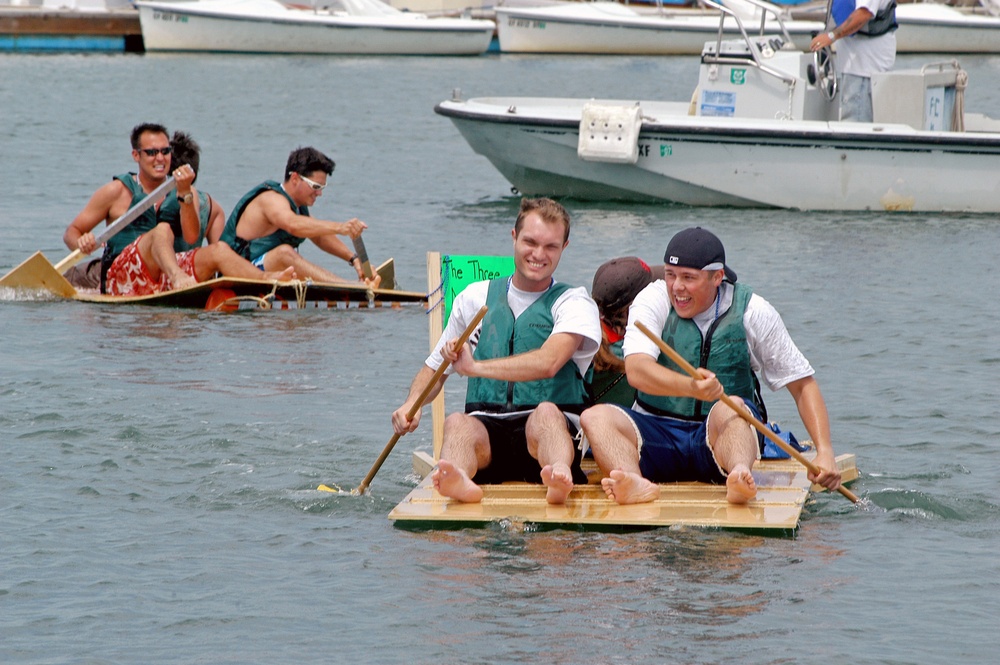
[140,147,172,157]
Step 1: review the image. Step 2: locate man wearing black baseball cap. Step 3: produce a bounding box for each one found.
[580,227,842,505]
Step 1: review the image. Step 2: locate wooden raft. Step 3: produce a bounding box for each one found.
[389,450,858,532]
[388,253,858,532]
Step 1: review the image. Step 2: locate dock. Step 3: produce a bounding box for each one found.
[0,3,142,52]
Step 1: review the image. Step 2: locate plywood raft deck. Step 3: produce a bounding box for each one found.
[389,450,858,532]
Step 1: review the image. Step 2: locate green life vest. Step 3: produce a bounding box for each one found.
[636,282,762,421]
[103,173,159,262]
[465,278,589,415]
[220,181,309,260]
[100,173,160,293]
[587,339,636,409]
[160,190,211,253]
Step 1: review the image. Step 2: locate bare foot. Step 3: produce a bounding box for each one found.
[430,460,483,503]
[167,272,197,291]
[725,463,757,504]
[540,463,574,505]
[264,267,296,282]
[601,469,660,505]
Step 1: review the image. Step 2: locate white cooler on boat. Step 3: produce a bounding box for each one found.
[871,63,962,131]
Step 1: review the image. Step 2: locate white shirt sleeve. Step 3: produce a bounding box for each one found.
[426,280,490,374]
[551,285,602,377]
[744,294,814,392]
[622,280,670,360]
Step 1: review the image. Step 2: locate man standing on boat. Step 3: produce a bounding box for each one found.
[64,123,293,295]
[809,0,897,122]
[391,198,601,504]
[220,146,379,288]
[580,227,843,505]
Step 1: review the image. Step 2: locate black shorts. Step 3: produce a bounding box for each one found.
[471,411,588,485]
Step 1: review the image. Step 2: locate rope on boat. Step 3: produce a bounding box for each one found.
[953,68,967,133]
[211,294,272,311]
[209,280,284,311]
[425,280,444,316]
[293,280,308,308]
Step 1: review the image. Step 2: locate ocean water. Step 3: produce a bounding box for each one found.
[2,51,1000,664]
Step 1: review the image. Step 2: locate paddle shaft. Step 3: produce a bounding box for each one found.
[351,236,375,281]
[53,177,177,274]
[635,321,859,503]
[354,305,488,494]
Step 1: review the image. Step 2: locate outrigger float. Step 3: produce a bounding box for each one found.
[384,253,859,534]
[0,178,427,311]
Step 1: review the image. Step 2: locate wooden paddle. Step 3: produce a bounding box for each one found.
[0,176,177,293]
[348,304,488,496]
[352,235,375,281]
[635,320,859,504]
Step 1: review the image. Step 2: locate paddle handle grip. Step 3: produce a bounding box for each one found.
[635,321,858,503]
[352,236,375,281]
[53,249,85,275]
[354,305,488,494]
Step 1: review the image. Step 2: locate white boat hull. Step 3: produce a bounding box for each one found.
[495,3,823,54]
[894,4,1000,54]
[436,95,1000,212]
[136,0,494,54]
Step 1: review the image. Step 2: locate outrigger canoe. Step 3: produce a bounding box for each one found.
[0,178,427,310]
[0,250,426,310]
[390,449,858,533]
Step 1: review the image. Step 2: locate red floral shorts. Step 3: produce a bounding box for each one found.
[107,238,199,296]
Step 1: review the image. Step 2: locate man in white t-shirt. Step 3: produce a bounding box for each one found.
[391,198,601,504]
[810,0,897,122]
[580,227,843,505]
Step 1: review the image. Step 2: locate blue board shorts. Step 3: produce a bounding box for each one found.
[251,253,267,271]
[470,411,588,485]
[618,401,762,485]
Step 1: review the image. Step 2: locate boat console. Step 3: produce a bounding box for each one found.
[696,38,839,122]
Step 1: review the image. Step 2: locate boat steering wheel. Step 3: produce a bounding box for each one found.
[810,46,838,101]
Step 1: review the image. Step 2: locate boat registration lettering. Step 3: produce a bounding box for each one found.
[700,90,736,118]
[152,11,189,22]
[507,18,546,29]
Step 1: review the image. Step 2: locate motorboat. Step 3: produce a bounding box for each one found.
[894,2,1000,54]
[436,0,1000,212]
[135,0,495,55]
[495,0,824,55]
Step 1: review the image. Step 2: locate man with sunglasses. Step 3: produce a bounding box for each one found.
[220,146,379,287]
[64,122,182,291]
[64,123,294,295]
[580,227,843,506]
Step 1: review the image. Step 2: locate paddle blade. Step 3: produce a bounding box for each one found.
[352,236,375,281]
[0,252,78,298]
[375,258,396,291]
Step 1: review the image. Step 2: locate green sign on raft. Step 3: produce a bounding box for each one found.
[441,255,514,327]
